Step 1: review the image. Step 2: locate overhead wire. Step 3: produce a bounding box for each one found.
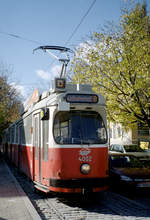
[46,0,97,71]
[0,0,97,47]
[0,0,97,85]
[0,31,42,45]
[65,0,97,46]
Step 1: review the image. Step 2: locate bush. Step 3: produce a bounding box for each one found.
[124,145,144,152]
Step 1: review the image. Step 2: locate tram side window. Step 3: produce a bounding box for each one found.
[24,116,32,145]
[20,125,25,145]
[6,133,8,143]
[34,117,38,159]
[43,120,49,161]
[10,127,15,144]
[54,112,70,144]
[15,125,18,144]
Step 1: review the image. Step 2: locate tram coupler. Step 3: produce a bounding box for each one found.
[82,188,93,195]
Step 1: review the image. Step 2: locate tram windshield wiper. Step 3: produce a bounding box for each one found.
[81,138,102,145]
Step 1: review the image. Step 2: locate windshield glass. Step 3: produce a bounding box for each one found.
[110,155,150,168]
[53,111,107,144]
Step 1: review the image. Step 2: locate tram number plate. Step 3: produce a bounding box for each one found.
[78,156,92,162]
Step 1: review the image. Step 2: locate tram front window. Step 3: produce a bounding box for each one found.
[54,111,107,144]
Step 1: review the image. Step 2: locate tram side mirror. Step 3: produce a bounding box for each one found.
[41,108,49,120]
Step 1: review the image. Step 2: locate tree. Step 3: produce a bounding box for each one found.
[0,64,21,140]
[72,1,150,129]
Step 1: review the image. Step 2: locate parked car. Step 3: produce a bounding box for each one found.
[109,154,150,193]
[109,144,126,154]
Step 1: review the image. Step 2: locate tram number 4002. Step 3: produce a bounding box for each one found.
[78,156,92,162]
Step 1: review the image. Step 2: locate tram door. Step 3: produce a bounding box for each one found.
[33,113,42,182]
[18,124,22,170]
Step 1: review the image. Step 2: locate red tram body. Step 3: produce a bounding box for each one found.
[2,45,109,194]
[2,78,109,193]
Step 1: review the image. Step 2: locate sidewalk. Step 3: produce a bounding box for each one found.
[0,158,41,220]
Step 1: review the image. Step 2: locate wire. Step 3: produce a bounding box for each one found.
[0,0,97,78]
[0,0,97,47]
[0,0,97,48]
[0,31,42,45]
[65,0,97,45]
[47,0,97,71]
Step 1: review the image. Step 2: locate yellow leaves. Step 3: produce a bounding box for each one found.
[0,71,21,135]
[72,1,150,129]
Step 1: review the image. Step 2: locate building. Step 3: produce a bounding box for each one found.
[109,122,150,149]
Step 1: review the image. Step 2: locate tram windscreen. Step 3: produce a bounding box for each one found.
[53,111,107,144]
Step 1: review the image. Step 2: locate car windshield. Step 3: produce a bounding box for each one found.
[110,155,150,168]
[53,111,107,144]
[109,144,125,153]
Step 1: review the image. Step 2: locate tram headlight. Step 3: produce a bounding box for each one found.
[80,163,91,175]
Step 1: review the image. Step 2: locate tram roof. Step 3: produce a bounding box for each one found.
[20,80,106,118]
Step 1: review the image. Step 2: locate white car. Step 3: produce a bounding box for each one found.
[109,144,126,154]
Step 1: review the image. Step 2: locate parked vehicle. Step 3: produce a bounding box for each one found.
[109,154,150,192]
[109,144,126,154]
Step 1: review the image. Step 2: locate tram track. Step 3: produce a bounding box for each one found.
[101,191,150,219]
[133,197,150,209]
[8,162,150,220]
[42,195,117,220]
[41,191,150,220]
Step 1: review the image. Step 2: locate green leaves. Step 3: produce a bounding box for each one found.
[72,1,150,129]
[0,67,21,140]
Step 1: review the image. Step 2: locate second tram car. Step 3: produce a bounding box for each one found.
[2,46,109,193]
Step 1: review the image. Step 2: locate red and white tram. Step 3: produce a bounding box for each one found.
[2,46,109,193]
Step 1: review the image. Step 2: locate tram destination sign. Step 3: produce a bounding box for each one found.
[66,94,98,103]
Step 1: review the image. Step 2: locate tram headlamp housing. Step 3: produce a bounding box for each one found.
[80,163,91,175]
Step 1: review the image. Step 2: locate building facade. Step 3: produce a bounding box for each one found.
[109,122,150,149]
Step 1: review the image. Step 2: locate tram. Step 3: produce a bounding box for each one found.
[2,46,109,193]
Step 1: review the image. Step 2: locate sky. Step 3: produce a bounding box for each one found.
[0,0,149,100]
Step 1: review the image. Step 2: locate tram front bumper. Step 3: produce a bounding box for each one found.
[50,177,109,189]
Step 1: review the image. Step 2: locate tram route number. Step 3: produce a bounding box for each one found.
[78,155,92,162]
